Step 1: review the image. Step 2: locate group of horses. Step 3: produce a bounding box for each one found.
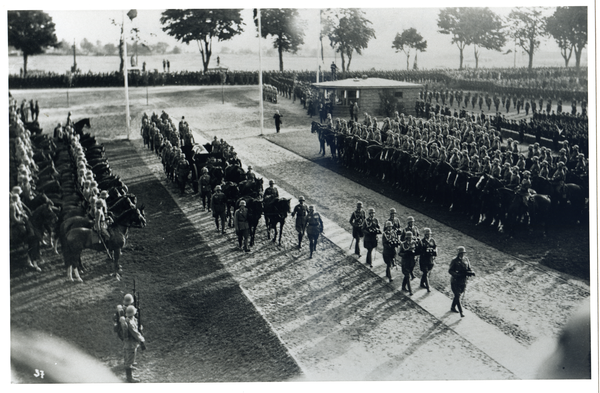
[313,121,588,236]
[11,118,146,282]
[158,140,292,247]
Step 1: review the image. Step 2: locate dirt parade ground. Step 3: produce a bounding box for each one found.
[9,85,595,385]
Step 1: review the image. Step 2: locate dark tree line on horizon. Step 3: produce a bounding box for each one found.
[8,7,588,77]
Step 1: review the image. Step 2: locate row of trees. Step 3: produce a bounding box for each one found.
[394,7,587,71]
[8,7,588,77]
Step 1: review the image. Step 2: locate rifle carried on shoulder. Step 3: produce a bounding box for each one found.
[133,278,142,336]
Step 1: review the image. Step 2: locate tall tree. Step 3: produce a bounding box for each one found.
[507,7,547,69]
[80,38,96,55]
[8,11,59,76]
[437,8,472,70]
[545,6,587,70]
[321,9,376,72]
[392,28,427,71]
[253,9,306,72]
[467,8,506,69]
[161,9,244,73]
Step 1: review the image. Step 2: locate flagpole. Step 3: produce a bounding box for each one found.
[316,9,321,83]
[258,8,264,136]
[123,11,131,140]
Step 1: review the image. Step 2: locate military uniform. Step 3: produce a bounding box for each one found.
[263,185,279,199]
[306,208,324,259]
[291,200,309,248]
[211,189,227,233]
[233,204,250,251]
[199,171,211,210]
[122,309,145,383]
[419,235,437,291]
[362,214,380,267]
[382,224,399,282]
[349,207,366,256]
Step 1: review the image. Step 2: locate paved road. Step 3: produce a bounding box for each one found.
[132,90,589,380]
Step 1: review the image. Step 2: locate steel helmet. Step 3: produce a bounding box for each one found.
[125,305,137,317]
[123,294,134,305]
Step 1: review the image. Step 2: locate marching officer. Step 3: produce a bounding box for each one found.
[306,205,324,259]
[401,216,420,242]
[291,196,309,249]
[449,246,475,317]
[263,180,279,199]
[349,202,366,257]
[419,228,437,292]
[382,221,399,283]
[362,208,380,268]
[211,185,227,234]
[399,231,418,296]
[233,200,250,252]
[199,167,211,211]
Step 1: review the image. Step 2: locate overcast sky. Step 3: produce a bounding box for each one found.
[8,0,594,59]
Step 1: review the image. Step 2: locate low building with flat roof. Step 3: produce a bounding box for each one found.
[312,77,422,119]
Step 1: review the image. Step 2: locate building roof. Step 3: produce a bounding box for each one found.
[313,77,422,89]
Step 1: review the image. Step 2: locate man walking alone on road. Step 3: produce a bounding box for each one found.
[273,110,283,133]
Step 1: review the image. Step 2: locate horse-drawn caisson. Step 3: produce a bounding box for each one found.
[311,111,588,237]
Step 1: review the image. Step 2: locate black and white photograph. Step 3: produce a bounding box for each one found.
[7,0,597,388]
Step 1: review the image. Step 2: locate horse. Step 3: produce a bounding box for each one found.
[209,166,224,191]
[11,203,59,272]
[73,118,91,136]
[505,192,552,237]
[221,182,240,227]
[237,196,263,247]
[238,178,263,198]
[224,165,246,184]
[263,196,291,245]
[61,207,146,282]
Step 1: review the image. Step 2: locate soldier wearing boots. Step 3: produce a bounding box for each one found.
[199,167,211,210]
[449,246,475,317]
[291,196,309,249]
[211,185,227,234]
[419,228,437,292]
[233,200,250,252]
[306,205,323,259]
[123,305,146,382]
[349,202,366,257]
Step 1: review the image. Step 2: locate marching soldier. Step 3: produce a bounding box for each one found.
[419,228,437,292]
[382,221,399,283]
[291,196,309,249]
[449,246,475,317]
[233,200,250,252]
[399,231,418,296]
[362,208,380,268]
[349,202,366,257]
[388,208,401,231]
[176,152,190,196]
[211,185,227,234]
[199,168,211,211]
[306,205,324,259]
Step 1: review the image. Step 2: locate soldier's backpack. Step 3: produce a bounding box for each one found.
[113,306,129,341]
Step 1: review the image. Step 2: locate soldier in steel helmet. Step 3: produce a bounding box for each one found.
[233,200,250,252]
[199,167,211,211]
[382,221,399,282]
[419,228,437,292]
[122,304,146,382]
[291,196,309,249]
[362,208,380,268]
[211,185,227,234]
[306,205,324,259]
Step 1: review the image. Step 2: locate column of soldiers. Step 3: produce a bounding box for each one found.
[320,110,587,220]
[263,84,278,103]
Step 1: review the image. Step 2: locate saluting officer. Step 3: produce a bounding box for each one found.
[291,196,309,249]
